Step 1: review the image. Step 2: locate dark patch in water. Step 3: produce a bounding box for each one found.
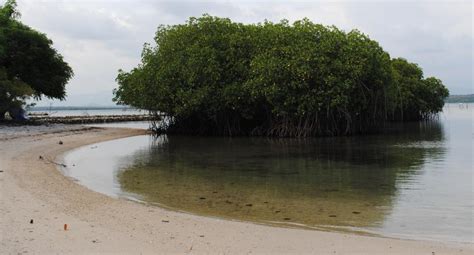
[322,189,339,192]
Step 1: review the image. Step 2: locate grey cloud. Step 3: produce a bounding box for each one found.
[10,0,472,106]
[153,0,242,20]
[342,1,472,94]
[21,1,133,41]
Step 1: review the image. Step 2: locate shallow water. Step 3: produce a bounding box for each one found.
[62,104,473,243]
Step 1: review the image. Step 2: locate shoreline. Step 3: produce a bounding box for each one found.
[1,125,472,254]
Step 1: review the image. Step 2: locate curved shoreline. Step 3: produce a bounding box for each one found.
[1,126,472,254]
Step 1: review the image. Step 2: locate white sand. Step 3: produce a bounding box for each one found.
[0,125,472,254]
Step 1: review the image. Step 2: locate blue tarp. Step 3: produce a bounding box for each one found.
[9,107,29,121]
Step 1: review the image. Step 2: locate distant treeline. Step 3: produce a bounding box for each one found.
[114,15,449,137]
[445,94,474,103]
[29,106,134,111]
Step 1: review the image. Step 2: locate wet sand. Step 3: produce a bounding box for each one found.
[0,125,472,254]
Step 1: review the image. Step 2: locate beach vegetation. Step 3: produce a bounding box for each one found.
[0,0,73,120]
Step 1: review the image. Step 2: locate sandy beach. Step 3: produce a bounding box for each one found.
[0,125,472,254]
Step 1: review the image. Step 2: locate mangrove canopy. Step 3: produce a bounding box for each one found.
[114,15,448,137]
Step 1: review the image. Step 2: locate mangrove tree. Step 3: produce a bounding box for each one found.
[114,15,448,137]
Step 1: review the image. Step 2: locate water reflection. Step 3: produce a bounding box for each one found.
[116,120,445,231]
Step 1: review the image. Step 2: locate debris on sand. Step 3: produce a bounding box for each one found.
[41,156,67,167]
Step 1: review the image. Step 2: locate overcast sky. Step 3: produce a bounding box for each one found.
[8,0,473,106]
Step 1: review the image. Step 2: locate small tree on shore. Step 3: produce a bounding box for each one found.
[0,0,73,120]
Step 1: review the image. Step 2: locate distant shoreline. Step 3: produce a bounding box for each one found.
[28,100,473,113]
[445,94,474,103]
[29,106,137,111]
[27,114,155,125]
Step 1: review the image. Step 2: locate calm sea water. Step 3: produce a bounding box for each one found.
[62,104,473,243]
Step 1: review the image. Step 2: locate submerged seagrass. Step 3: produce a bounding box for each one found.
[113,15,448,137]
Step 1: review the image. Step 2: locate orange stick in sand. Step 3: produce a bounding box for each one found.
[64,224,68,231]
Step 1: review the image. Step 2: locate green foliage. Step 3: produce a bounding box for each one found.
[114,15,449,137]
[389,58,449,120]
[0,0,73,117]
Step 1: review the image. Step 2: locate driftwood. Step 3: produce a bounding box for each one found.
[39,155,67,167]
